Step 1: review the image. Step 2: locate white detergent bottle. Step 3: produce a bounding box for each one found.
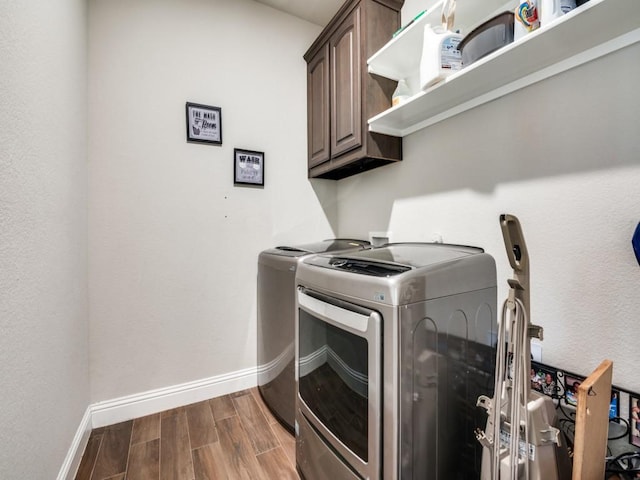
[419,24,463,90]
[541,0,576,26]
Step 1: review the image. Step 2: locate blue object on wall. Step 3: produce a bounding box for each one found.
[633,222,640,265]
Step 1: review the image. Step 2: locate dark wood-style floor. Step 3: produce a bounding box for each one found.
[74,388,300,480]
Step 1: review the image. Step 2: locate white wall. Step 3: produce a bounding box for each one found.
[337,38,640,391]
[0,1,90,478]
[88,0,334,403]
[5,3,636,475]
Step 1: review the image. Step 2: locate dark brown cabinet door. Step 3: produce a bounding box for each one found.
[304,0,403,180]
[307,43,330,168]
[330,6,361,158]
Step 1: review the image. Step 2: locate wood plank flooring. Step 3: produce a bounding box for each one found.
[75,388,299,480]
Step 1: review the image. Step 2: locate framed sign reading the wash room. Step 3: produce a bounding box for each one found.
[185,102,222,145]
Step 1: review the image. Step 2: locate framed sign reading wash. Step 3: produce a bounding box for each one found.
[185,102,222,145]
[234,148,264,186]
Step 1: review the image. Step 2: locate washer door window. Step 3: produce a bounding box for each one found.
[297,288,381,478]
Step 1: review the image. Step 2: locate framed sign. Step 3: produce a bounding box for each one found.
[234,148,264,186]
[186,102,222,145]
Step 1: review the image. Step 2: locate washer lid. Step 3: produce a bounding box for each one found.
[262,238,370,257]
[305,243,484,276]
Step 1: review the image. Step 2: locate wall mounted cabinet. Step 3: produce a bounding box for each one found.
[367,0,640,137]
[304,0,403,180]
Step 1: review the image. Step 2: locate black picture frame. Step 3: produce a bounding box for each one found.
[234,148,264,187]
[631,395,640,447]
[185,102,222,145]
[562,372,585,407]
[530,362,559,398]
[609,389,620,421]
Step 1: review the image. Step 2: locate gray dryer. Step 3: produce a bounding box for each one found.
[257,239,370,430]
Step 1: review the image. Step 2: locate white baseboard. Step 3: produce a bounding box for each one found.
[57,406,92,480]
[91,366,258,428]
[59,366,257,479]
[257,342,294,384]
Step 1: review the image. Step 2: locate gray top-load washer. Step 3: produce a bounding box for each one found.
[295,243,497,480]
[257,239,370,430]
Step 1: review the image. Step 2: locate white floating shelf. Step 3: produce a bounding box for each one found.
[368,0,640,137]
[367,0,510,81]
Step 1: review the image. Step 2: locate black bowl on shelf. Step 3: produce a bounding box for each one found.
[459,11,515,67]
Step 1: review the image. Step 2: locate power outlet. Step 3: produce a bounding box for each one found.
[531,342,542,362]
[369,231,391,247]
